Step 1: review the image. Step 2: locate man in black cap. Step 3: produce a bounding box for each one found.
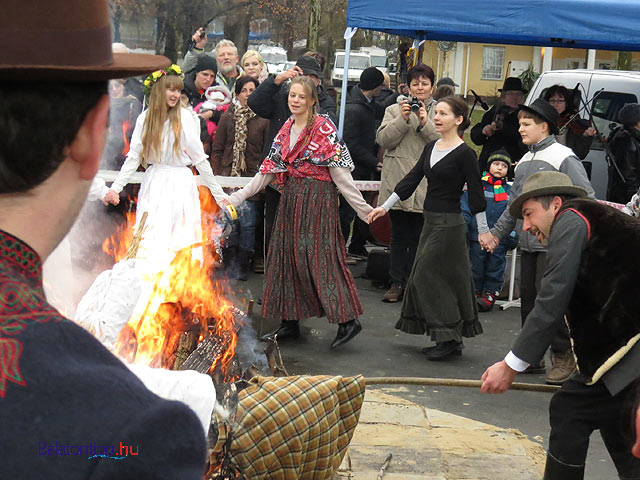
[183,54,217,108]
[479,98,595,386]
[481,170,640,480]
[0,0,208,478]
[436,76,458,88]
[470,77,529,173]
[248,55,337,272]
[340,67,385,258]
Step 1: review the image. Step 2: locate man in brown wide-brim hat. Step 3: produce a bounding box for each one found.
[481,171,640,479]
[0,1,209,478]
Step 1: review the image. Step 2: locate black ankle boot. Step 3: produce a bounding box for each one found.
[542,453,585,480]
[331,319,362,349]
[260,320,300,342]
[426,340,464,360]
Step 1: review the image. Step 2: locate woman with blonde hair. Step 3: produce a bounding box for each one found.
[103,66,229,270]
[241,50,269,84]
[228,76,373,349]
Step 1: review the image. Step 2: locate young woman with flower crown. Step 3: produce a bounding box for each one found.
[103,65,229,270]
[228,76,373,349]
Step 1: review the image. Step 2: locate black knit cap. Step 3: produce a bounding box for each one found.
[195,55,217,74]
[487,149,512,169]
[295,56,322,77]
[359,67,384,91]
[618,103,640,127]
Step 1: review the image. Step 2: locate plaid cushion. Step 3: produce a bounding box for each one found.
[212,375,365,479]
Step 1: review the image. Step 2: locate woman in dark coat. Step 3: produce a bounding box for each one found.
[210,76,268,280]
[369,96,486,360]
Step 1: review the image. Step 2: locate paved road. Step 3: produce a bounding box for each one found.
[238,260,618,479]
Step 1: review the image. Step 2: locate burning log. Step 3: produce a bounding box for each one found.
[180,332,231,374]
[264,339,289,377]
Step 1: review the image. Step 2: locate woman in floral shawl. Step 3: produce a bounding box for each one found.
[229,76,373,349]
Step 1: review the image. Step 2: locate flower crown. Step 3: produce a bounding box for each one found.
[143,64,184,97]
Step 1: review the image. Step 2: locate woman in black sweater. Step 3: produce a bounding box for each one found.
[369,96,487,360]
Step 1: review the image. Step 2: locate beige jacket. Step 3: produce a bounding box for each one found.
[376,102,440,213]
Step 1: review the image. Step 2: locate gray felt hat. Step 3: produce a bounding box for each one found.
[509,171,588,218]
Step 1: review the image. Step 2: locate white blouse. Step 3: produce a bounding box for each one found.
[110,108,227,202]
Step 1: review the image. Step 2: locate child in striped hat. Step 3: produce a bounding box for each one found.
[461,149,518,312]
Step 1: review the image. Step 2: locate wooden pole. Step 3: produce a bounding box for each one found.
[365,377,560,393]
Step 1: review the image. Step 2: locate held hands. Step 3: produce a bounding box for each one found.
[399,100,412,122]
[366,206,387,224]
[480,360,518,394]
[274,66,303,85]
[478,232,499,253]
[102,189,120,206]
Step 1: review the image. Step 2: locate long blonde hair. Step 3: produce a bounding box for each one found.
[290,76,318,133]
[141,74,184,166]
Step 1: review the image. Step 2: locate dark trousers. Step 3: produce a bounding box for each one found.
[468,240,508,294]
[389,210,423,286]
[263,186,280,257]
[520,251,571,353]
[547,379,640,478]
[338,196,367,253]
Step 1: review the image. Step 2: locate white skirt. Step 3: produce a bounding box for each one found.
[134,164,202,272]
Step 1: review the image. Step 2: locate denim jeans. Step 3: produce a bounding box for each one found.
[226,200,259,252]
[468,240,508,293]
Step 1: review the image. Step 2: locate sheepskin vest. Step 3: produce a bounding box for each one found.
[558,198,640,384]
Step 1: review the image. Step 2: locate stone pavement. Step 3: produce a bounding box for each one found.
[335,388,546,480]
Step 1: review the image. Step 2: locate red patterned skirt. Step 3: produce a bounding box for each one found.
[262,177,363,324]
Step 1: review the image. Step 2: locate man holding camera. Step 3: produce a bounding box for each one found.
[470,77,528,174]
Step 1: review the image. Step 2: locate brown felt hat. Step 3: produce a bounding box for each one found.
[509,171,588,218]
[0,0,170,81]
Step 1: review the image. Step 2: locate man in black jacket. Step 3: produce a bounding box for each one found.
[470,77,528,174]
[481,171,640,479]
[0,1,207,479]
[248,55,337,258]
[340,67,385,257]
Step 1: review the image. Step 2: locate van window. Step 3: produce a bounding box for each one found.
[335,55,370,69]
[590,91,638,149]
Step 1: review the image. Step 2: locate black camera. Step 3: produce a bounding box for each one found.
[407,95,421,113]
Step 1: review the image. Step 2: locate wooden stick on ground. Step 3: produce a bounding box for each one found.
[377,453,392,479]
[364,377,560,393]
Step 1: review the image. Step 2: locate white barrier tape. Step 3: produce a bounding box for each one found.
[96,170,382,192]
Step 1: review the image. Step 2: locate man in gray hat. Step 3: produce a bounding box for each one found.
[0,0,208,477]
[481,171,640,479]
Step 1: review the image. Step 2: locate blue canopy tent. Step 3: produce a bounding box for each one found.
[338,0,640,133]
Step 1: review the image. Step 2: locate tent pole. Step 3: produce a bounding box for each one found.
[338,27,358,138]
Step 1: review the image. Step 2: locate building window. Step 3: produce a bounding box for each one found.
[482,46,505,81]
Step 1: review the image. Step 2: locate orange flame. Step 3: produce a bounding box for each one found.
[102,210,136,262]
[121,120,131,157]
[113,186,240,378]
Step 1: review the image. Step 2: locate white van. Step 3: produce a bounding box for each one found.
[257,45,288,75]
[360,47,388,74]
[527,70,640,199]
[331,52,371,88]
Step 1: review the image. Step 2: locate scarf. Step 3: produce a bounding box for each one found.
[481,171,508,201]
[231,104,256,177]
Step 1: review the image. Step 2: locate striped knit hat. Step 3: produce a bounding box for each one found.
[487,149,511,169]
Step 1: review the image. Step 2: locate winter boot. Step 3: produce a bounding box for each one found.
[260,320,300,342]
[546,350,577,385]
[542,453,585,480]
[382,283,403,303]
[476,291,497,312]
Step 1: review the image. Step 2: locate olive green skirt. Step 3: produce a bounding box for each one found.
[395,211,483,343]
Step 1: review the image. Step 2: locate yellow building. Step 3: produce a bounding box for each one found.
[420,41,640,98]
